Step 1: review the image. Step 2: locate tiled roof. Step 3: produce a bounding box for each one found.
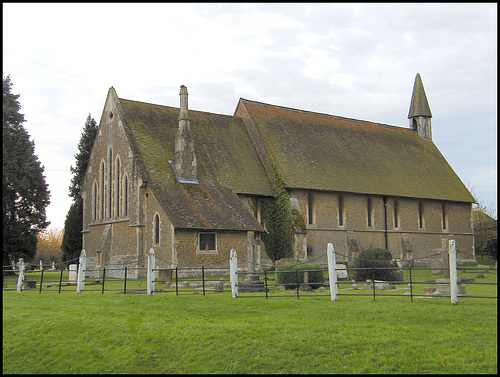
[239,98,474,203]
[119,98,270,231]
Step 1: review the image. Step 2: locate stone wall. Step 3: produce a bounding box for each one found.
[290,189,474,266]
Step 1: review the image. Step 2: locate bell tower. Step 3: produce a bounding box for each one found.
[408,73,432,141]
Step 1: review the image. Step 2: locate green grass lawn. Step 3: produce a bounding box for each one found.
[3,276,497,374]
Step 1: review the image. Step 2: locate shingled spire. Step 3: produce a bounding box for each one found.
[408,73,432,141]
[172,85,198,183]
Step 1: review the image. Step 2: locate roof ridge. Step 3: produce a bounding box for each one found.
[240,98,409,131]
[119,97,234,118]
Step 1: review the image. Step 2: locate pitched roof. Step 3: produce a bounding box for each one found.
[118,98,270,231]
[408,73,432,118]
[239,98,474,203]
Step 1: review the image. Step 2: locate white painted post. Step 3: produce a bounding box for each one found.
[147,248,155,295]
[448,240,458,305]
[230,249,238,298]
[76,250,86,294]
[17,258,25,293]
[327,243,338,301]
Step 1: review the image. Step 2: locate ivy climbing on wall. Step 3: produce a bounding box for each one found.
[254,158,294,262]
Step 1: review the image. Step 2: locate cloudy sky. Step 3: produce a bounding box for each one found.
[3,3,497,229]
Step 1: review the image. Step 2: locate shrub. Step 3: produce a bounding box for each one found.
[276,263,325,288]
[481,236,497,260]
[352,248,399,282]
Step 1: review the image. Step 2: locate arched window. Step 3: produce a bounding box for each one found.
[108,148,113,218]
[308,193,314,225]
[100,161,105,220]
[154,214,160,244]
[116,157,121,217]
[124,175,128,216]
[338,195,344,226]
[367,197,373,227]
[442,203,447,230]
[93,181,98,221]
[418,201,424,229]
[393,199,399,228]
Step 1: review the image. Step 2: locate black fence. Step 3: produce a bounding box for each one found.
[235,265,497,301]
[4,262,497,302]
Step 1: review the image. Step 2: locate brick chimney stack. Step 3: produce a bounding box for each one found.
[172,85,198,183]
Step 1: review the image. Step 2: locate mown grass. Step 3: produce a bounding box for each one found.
[3,277,497,374]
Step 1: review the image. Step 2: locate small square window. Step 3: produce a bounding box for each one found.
[199,233,217,252]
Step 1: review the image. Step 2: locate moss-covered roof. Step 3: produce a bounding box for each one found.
[119,98,270,231]
[239,98,474,203]
[408,73,432,118]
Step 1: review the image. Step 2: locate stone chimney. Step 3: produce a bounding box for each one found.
[172,85,198,183]
[408,73,432,141]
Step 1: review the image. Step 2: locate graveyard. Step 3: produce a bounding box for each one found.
[2,259,497,374]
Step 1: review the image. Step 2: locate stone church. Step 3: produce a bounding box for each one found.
[81,74,475,277]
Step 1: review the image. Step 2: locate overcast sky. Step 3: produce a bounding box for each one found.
[3,3,497,229]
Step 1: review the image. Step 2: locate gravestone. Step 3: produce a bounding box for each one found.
[214,278,225,293]
[23,280,36,289]
[434,279,470,296]
[68,264,78,285]
[336,264,348,279]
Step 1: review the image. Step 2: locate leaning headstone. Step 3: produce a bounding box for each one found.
[68,264,78,285]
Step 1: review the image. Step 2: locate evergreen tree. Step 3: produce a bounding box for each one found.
[3,75,50,266]
[69,114,98,200]
[61,196,83,263]
[61,114,98,263]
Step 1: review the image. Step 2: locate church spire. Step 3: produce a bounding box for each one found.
[408,73,432,141]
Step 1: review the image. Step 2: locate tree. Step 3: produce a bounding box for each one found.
[61,114,98,263]
[69,114,98,200]
[35,227,64,264]
[3,75,50,267]
[61,196,83,263]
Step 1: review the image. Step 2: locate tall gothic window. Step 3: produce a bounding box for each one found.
[154,214,160,244]
[108,148,113,218]
[93,182,98,221]
[100,161,105,220]
[442,203,447,230]
[308,193,314,225]
[393,199,399,228]
[124,175,128,216]
[418,201,424,229]
[116,157,120,217]
[367,197,373,227]
[338,195,344,226]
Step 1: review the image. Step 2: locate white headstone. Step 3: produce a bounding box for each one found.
[336,264,348,279]
[69,264,78,283]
